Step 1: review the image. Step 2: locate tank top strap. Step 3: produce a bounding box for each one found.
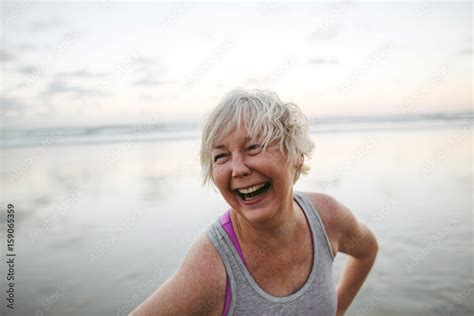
[206,220,239,313]
[294,191,335,260]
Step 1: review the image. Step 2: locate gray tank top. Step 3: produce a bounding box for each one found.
[206,191,337,315]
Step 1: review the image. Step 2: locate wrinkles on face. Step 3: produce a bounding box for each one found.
[211,126,296,226]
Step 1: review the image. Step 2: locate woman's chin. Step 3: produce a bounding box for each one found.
[232,189,277,223]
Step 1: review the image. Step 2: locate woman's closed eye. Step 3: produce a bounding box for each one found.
[213,153,229,163]
[246,144,262,154]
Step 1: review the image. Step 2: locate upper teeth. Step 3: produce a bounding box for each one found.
[238,183,266,194]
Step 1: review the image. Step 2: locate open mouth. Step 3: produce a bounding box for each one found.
[235,181,271,201]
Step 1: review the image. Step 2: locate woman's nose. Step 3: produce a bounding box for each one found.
[231,154,251,178]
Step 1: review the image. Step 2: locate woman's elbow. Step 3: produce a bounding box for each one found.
[366,229,379,262]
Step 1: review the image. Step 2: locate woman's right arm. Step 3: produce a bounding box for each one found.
[129,234,227,316]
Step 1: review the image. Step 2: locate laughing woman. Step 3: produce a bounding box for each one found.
[131,89,378,316]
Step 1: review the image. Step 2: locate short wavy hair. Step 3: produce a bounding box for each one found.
[199,89,314,186]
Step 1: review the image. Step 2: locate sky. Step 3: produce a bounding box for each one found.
[1,1,472,128]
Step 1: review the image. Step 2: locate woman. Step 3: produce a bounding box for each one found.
[131,89,378,315]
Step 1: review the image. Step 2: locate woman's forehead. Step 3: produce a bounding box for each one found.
[212,132,253,149]
[210,119,267,149]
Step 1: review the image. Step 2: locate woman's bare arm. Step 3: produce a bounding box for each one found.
[129,234,226,316]
[332,201,378,316]
[308,193,379,316]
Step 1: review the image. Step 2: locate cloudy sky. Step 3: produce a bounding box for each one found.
[1,1,472,128]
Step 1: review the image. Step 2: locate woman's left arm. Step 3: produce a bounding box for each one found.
[330,198,379,316]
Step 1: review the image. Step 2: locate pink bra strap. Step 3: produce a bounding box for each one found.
[219,210,246,315]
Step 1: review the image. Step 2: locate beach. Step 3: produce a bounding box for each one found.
[0,119,472,315]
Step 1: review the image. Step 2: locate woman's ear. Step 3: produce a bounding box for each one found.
[294,154,304,182]
[295,154,304,170]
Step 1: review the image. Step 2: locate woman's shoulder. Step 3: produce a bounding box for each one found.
[130,233,226,315]
[190,232,228,282]
[179,233,227,312]
[298,191,350,255]
[299,191,341,224]
[299,191,379,261]
[180,234,226,304]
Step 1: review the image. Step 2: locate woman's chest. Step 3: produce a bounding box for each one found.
[242,237,314,297]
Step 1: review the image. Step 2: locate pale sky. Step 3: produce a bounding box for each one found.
[1,1,472,128]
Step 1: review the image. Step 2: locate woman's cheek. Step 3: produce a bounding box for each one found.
[213,166,229,192]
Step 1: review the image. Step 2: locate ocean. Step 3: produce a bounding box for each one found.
[0,112,472,315]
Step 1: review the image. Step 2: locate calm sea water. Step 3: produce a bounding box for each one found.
[0,122,472,315]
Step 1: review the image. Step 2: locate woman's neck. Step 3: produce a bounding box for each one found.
[231,193,304,250]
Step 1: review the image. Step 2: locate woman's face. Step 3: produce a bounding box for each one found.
[211,126,296,223]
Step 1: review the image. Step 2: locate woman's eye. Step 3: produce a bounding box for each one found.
[213,154,227,163]
[246,144,262,154]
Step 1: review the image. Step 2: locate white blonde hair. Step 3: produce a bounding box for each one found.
[199,89,314,186]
